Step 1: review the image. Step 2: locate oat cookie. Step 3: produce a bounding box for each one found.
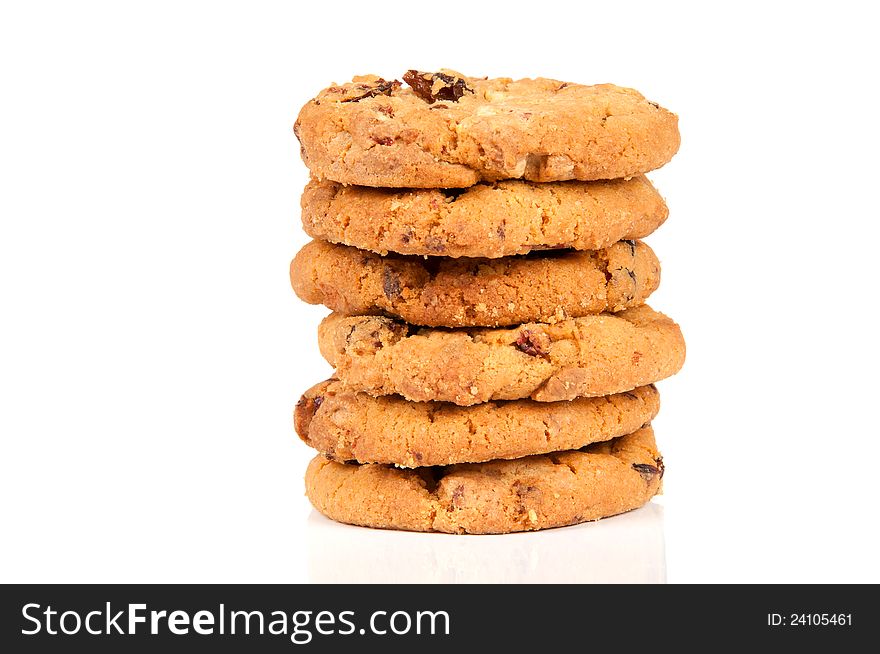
[317,305,685,405]
[290,239,660,328]
[294,71,679,187]
[300,175,667,258]
[295,379,660,467]
[305,427,664,534]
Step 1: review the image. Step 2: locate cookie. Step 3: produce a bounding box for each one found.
[317,305,685,405]
[295,379,660,467]
[294,71,679,188]
[290,239,660,328]
[300,175,668,258]
[304,426,663,534]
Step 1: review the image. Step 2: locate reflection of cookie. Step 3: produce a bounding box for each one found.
[291,239,660,328]
[318,305,685,405]
[305,427,663,534]
[294,71,679,187]
[295,379,660,467]
[300,176,667,258]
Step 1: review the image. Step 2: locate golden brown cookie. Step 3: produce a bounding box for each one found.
[294,71,679,187]
[305,426,664,534]
[290,239,660,328]
[317,305,685,405]
[300,176,668,258]
[295,379,660,467]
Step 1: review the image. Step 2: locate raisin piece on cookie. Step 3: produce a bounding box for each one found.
[403,70,473,103]
[339,78,400,103]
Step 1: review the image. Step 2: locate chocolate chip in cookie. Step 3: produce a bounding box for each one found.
[632,462,662,481]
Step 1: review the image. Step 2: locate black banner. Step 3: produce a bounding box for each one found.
[0,585,868,651]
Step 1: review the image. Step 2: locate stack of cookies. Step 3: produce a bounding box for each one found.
[290,70,684,534]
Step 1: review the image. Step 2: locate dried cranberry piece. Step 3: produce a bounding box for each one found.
[514,330,546,357]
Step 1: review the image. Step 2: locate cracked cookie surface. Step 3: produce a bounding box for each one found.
[300,175,667,258]
[305,426,663,534]
[295,379,659,467]
[291,239,660,328]
[317,305,685,405]
[294,71,679,187]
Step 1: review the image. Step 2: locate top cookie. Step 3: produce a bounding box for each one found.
[294,70,680,187]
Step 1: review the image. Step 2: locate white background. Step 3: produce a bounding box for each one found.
[2,0,878,584]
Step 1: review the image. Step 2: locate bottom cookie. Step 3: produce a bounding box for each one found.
[304,426,663,534]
